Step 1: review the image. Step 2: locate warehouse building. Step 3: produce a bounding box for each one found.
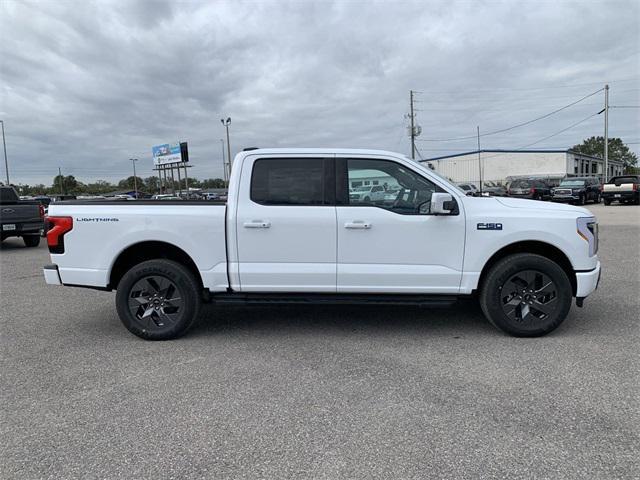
[420,149,624,186]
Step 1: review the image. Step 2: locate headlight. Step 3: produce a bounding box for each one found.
[577,217,598,256]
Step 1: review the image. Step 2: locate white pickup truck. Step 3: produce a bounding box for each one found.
[43,149,601,340]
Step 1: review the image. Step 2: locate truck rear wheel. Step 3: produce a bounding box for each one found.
[115,259,201,340]
[479,253,572,337]
[23,235,40,247]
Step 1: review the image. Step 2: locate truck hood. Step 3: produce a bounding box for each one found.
[494,197,591,215]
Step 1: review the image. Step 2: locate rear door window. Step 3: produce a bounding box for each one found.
[251,158,330,205]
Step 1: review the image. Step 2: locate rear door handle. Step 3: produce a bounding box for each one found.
[345,221,371,229]
[243,221,271,228]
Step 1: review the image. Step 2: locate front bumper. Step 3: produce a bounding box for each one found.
[575,261,601,298]
[551,195,580,203]
[43,264,62,286]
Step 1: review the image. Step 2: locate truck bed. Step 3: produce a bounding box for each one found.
[47,201,229,291]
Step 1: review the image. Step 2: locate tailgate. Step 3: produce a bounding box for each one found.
[0,204,42,224]
[603,184,633,193]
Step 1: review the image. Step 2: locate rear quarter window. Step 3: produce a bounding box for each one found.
[250,158,327,206]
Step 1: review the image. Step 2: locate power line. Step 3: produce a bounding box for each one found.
[466,112,601,163]
[510,112,600,150]
[418,88,604,142]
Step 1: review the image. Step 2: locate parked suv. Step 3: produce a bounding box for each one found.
[456,183,479,196]
[507,179,552,200]
[349,185,386,203]
[552,177,601,205]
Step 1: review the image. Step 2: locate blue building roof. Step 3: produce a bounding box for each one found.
[421,149,616,163]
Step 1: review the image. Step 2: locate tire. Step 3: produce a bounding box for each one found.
[115,259,201,340]
[23,235,40,247]
[479,253,572,337]
[595,193,601,204]
[635,194,640,206]
[603,198,611,206]
[364,196,371,202]
[578,194,585,206]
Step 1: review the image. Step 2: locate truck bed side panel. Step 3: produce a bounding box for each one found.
[48,203,228,291]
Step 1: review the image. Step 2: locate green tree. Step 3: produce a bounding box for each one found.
[85,180,114,195]
[200,178,227,189]
[144,176,160,193]
[52,175,79,194]
[118,176,145,191]
[571,136,638,169]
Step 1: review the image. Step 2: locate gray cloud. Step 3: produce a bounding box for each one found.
[1,0,638,185]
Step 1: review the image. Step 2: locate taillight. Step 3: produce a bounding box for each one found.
[599,184,603,192]
[38,204,45,218]
[46,216,73,254]
[530,187,536,194]
[634,183,638,191]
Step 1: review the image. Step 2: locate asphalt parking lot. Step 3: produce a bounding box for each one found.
[1,203,638,479]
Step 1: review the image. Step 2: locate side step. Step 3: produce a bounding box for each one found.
[210,292,459,308]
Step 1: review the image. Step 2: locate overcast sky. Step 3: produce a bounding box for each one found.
[1,0,639,185]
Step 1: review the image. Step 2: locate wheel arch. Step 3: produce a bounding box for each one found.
[477,240,577,296]
[108,241,203,291]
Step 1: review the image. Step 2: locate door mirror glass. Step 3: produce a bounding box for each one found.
[431,192,455,215]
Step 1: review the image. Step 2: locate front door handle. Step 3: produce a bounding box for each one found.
[345,221,371,229]
[243,220,271,228]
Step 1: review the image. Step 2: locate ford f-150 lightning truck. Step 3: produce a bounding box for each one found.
[43,149,601,340]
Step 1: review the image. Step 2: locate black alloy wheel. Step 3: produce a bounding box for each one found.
[116,259,201,340]
[128,276,184,330]
[479,253,572,337]
[499,270,558,324]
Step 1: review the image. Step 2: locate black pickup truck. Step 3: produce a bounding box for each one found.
[0,186,45,247]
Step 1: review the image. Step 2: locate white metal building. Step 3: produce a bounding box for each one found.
[420,149,624,185]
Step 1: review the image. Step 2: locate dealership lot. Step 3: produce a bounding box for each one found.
[1,204,638,479]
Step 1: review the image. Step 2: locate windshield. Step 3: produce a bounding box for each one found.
[559,180,585,187]
[608,176,638,184]
[511,180,532,188]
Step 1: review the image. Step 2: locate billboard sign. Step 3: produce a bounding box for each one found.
[152,142,182,165]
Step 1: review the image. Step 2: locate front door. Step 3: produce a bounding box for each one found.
[236,156,337,292]
[336,157,465,293]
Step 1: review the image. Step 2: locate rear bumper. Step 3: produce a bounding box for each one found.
[575,261,601,298]
[1,221,44,236]
[602,191,637,200]
[43,264,62,286]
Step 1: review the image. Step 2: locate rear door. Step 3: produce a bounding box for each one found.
[235,155,337,292]
[336,156,465,293]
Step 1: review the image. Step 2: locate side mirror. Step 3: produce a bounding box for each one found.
[431,192,455,215]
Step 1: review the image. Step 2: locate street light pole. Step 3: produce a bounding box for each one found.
[604,84,609,181]
[221,117,232,176]
[129,158,138,198]
[0,120,9,185]
[220,138,227,184]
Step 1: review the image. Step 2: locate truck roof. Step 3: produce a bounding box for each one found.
[234,148,409,159]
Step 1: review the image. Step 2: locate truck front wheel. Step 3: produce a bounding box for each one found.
[115,259,201,340]
[479,253,572,337]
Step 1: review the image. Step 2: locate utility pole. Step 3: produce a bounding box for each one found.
[410,90,416,159]
[477,126,483,194]
[220,138,227,184]
[604,84,609,182]
[0,120,9,185]
[221,117,232,175]
[58,167,64,194]
[129,158,138,198]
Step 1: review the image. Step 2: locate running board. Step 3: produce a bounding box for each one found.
[210,292,459,307]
